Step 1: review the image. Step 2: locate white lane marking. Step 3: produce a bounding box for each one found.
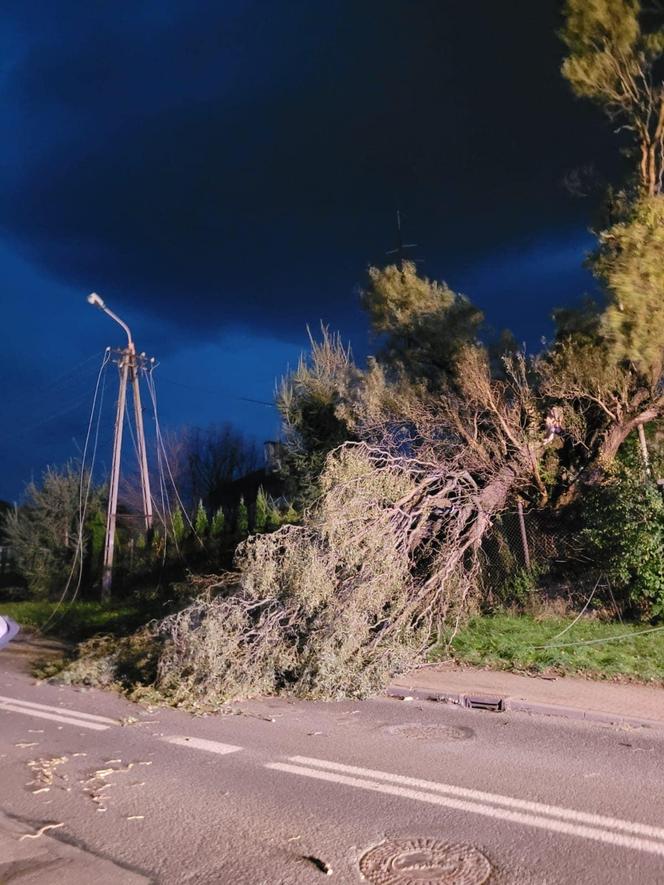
[266,762,664,857]
[0,695,117,725]
[290,755,664,843]
[161,736,242,755]
[0,702,110,731]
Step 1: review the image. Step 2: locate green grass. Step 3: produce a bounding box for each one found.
[0,599,150,643]
[435,614,664,684]
[6,601,663,685]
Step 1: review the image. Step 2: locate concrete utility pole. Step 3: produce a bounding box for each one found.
[87,294,153,599]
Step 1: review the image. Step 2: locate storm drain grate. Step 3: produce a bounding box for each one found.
[463,694,504,713]
[359,837,492,884]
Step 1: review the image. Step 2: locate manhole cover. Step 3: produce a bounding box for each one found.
[387,723,474,741]
[359,838,492,885]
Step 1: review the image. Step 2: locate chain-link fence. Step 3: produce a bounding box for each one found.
[480,506,581,606]
[0,546,13,575]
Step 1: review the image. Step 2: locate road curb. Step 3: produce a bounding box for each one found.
[385,686,664,731]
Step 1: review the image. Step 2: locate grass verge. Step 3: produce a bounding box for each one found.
[435,614,664,684]
[0,599,150,643]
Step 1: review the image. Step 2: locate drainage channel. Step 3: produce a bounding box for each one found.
[463,695,504,713]
[387,688,506,714]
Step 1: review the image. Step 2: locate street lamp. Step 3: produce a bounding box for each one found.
[87,293,153,598]
[87,292,133,346]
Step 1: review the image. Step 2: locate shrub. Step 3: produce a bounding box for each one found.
[580,468,664,619]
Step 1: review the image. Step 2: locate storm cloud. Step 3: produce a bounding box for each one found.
[0,1,621,498]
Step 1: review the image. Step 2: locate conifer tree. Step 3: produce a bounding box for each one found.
[236,497,249,536]
[266,503,281,531]
[254,487,269,532]
[210,507,225,537]
[282,502,299,524]
[194,499,209,536]
[171,507,186,544]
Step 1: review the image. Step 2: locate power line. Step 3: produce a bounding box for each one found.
[145,365,203,546]
[40,349,111,631]
[1,353,104,410]
[158,375,276,407]
[0,392,96,445]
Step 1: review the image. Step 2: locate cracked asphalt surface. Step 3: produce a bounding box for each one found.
[1,644,664,884]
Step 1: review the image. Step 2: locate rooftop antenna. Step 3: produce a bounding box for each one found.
[385,209,421,265]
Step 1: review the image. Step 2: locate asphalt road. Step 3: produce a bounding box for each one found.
[1,648,664,884]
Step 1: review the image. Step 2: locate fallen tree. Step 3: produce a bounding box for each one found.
[152,346,549,706]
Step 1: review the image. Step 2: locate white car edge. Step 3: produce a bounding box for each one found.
[0,615,19,649]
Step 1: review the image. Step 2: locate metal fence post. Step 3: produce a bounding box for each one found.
[516,500,531,571]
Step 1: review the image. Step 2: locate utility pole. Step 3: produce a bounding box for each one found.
[104,348,129,600]
[130,348,153,531]
[87,294,153,600]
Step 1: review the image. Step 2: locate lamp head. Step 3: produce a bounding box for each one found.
[87,292,105,309]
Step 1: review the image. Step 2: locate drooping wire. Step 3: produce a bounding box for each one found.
[158,375,275,407]
[41,352,106,394]
[142,365,179,558]
[41,348,111,630]
[153,420,173,563]
[0,392,97,445]
[143,378,172,571]
[544,576,602,644]
[145,367,188,555]
[1,352,103,410]
[145,363,204,549]
[534,623,664,650]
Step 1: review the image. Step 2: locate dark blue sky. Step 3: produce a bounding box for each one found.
[0,1,619,501]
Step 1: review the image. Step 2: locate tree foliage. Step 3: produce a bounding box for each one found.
[277,326,357,506]
[2,463,104,598]
[561,0,664,195]
[540,197,664,472]
[595,194,664,374]
[580,465,664,617]
[361,261,483,384]
[162,423,259,510]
